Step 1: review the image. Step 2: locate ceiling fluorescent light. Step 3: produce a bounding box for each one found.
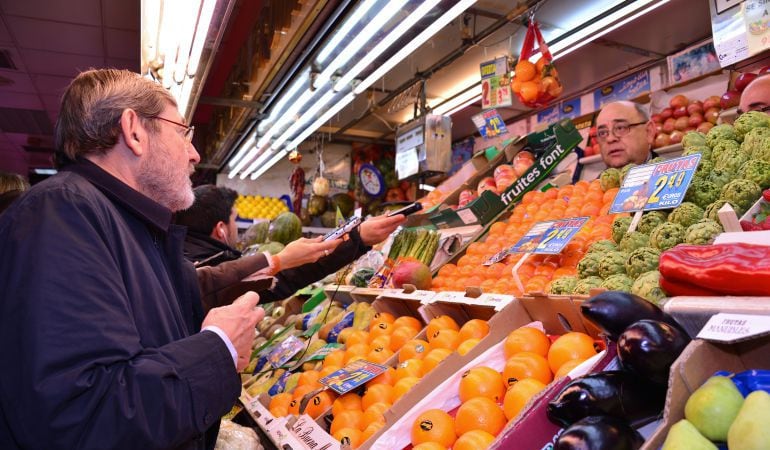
[334,0,441,91]
[418,184,435,191]
[270,90,336,150]
[288,93,356,148]
[33,168,57,175]
[315,0,408,88]
[228,143,262,178]
[316,0,378,64]
[354,0,477,95]
[256,86,315,148]
[550,0,669,61]
[251,149,289,180]
[443,94,482,116]
[259,70,310,134]
[239,145,274,179]
[227,132,256,169]
[187,0,217,76]
[432,84,481,115]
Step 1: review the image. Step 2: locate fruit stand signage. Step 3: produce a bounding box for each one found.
[510,217,589,255]
[609,154,702,213]
[480,56,512,109]
[471,109,508,138]
[268,335,306,368]
[593,70,650,109]
[698,313,770,343]
[320,360,388,394]
[709,0,768,67]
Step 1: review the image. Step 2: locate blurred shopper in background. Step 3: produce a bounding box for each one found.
[0,171,29,214]
[739,75,770,114]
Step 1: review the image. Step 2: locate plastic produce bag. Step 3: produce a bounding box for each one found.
[511,19,563,108]
[214,420,262,450]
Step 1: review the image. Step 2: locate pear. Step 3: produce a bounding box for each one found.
[728,390,770,450]
[662,419,717,450]
[685,376,744,441]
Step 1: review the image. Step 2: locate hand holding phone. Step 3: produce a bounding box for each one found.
[387,202,423,217]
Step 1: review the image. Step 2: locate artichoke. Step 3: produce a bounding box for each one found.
[668,202,705,228]
[637,211,668,235]
[684,179,721,209]
[684,219,723,245]
[704,199,742,222]
[618,231,651,253]
[740,127,770,158]
[573,276,604,295]
[706,124,738,147]
[625,247,661,279]
[683,145,713,161]
[734,110,770,141]
[587,239,617,255]
[548,276,578,295]
[738,159,770,190]
[577,252,604,279]
[720,179,762,212]
[713,147,749,173]
[631,270,667,305]
[707,167,735,189]
[681,131,707,149]
[711,139,741,162]
[598,251,629,279]
[649,222,685,251]
[612,216,633,244]
[600,274,634,292]
[693,158,715,181]
[600,168,621,191]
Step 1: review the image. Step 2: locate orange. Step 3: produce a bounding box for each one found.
[298,370,321,388]
[547,332,597,374]
[361,420,385,443]
[412,443,448,450]
[362,401,391,426]
[458,319,490,341]
[422,348,452,374]
[372,311,395,324]
[411,409,457,447]
[367,366,396,387]
[426,315,460,339]
[269,392,292,417]
[454,397,506,437]
[344,330,370,347]
[361,384,395,411]
[519,81,540,103]
[396,358,424,381]
[332,392,363,416]
[393,376,420,400]
[554,358,585,379]
[502,352,553,388]
[457,338,480,356]
[393,316,422,330]
[428,329,461,350]
[535,56,548,73]
[332,427,363,448]
[337,327,357,345]
[366,346,395,364]
[319,365,341,378]
[344,343,369,361]
[305,390,335,419]
[453,429,496,450]
[389,325,419,351]
[323,349,346,368]
[399,339,432,362]
[488,221,508,236]
[503,326,551,358]
[291,384,315,401]
[458,366,506,403]
[369,334,392,351]
[368,321,394,342]
[287,397,302,416]
[331,409,364,434]
[503,378,547,420]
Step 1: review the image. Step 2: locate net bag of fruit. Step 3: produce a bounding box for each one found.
[512,19,563,108]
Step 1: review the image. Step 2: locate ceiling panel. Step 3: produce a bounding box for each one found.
[105,28,138,60]
[0,70,37,93]
[41,94,61,111]
[102,0,139,30]
[31,74,72,96]
[0,92,43,109]
[5,16,103,56]
[107,57,139,71]
[22,49,104,77]
[0,0,101,26]
[0,19,12,45]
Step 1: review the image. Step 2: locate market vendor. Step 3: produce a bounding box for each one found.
[0,68,266,449]
[176,184,405,310]
[739,74,770,114]
[595,100,659,168]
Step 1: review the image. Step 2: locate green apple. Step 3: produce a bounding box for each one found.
[685,376,744,441]
[662,419,717,450]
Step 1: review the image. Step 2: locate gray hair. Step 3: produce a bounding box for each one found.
[54,68,176,163]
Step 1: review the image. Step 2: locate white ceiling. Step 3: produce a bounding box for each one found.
[0,0,139,174]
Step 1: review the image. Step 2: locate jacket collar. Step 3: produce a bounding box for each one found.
[64,158,173,233]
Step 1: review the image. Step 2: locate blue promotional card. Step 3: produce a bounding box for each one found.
[609,154,702,214]
[483,109,508,138]
[510,217,589,255]
[268,335,306,368]
[320,360,388,395]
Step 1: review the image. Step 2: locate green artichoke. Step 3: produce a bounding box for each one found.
[684,219,723,245]
[612,216,633,244]
[618,231,651,253]
[598,251,629,279]
[734,110,770,141]
[706,124,738,147]
[573,276,604,295]
[638,211,668,235]
[681,131,707,149]
[683,145,713,161]
[704,199,743,222]
[600,168,621,191]
[577,252,604,279]
[649,222,685,251]
[740,127,770,158]
[707,167,735,189]
[738,159,770,190]
[625,247,661,279]
[587,239,617,255]
[600,274,634,292]
[684,179,721,209]
[720,179,762,212]
[668,202,705,228]
[548,276,578,295]
[631,270,667,305]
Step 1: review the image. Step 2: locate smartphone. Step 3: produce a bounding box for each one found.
[322,216,362,241]
[387,202,423,217]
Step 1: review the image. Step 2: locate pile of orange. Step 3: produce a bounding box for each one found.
[409,325,598,450]
[511,57,563,106]
[432,179,628,295]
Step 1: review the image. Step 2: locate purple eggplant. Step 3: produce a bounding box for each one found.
[617,319,689,385]
[547,371,666,427]
[555,415,644,450]
[580,291,685,340]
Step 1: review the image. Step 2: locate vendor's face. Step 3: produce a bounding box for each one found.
[596,103,655,168]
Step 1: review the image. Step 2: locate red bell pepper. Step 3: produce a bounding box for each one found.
[659,243,770,296]
[658,275,720,297]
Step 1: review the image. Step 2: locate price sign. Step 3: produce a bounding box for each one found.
[320,360,388,395]
[609,154,702,214]
[268,335,306,368]
[483,247,510,265]
[698,313,770,343]
[471,109,508,138]
[510,217,589,255]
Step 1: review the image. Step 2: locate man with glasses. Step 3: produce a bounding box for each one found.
[739,74,770,115]
[0,69,261,449]
[595,100,658,169]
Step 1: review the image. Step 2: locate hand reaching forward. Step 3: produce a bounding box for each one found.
[201,291,263,371]
[277,236,343,270]
[359,213,407,245]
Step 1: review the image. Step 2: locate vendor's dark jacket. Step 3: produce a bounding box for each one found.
[186,226,371,312]
[0,159,237,449]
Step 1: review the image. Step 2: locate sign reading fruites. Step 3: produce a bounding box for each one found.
[610,154,702,213]
[320,359,388,395]
[510,217,589,255]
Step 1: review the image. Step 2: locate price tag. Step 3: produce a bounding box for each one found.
[396,147,419,180]
[609,154,702,214]
[510,217,589,255]
[697,313,770,343]
[456,208,478,225]
[483,247,510,265]
[290,416,341,450]
[477,293,514,310]
[268,335,306,368]
[320,360,388,395]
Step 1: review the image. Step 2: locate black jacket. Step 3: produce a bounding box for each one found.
[0,160,238,449]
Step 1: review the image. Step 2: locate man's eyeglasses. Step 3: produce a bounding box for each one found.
[150,116,195,143]
[596,121,647,142]
[737,105,770,115]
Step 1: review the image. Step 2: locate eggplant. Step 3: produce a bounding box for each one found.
[580,291,685,340]
[547,371,666,427]
[555,415,644,450]
[617,319,690,385]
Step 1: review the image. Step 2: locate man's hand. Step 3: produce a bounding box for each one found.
[277,236,343,270]
[201,291,263,371]
[359,213,406,245]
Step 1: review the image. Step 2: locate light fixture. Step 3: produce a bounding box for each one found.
[419,184,435,191]
[314,0,408,89]
[258,70,310,137]
[353,0,478,95]
[269,90,336,151]
[443,94,482,116]
[33,168,57,175]
[187,0,217,76]
[431,85,481,115]
[316,0,378,64]
[240,145,274,179]
[251,149,289,180]
[227,132,256,169]
[288,93,356,149]
[334,0,441,91]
